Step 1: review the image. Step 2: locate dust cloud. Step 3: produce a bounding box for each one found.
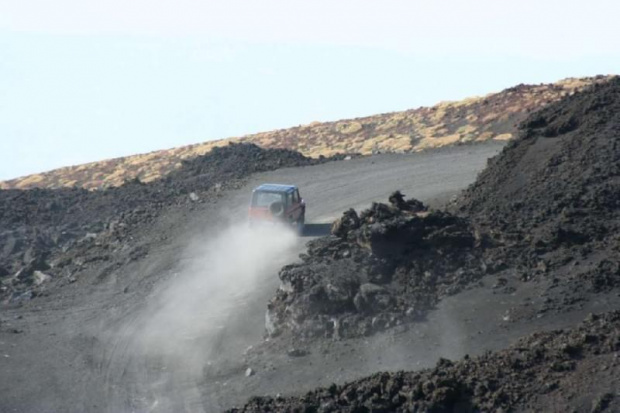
[138,222,297,359]
[106,222,299,413]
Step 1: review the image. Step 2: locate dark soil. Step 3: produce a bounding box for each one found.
[231,311,620,412]
[454,76,620,297]
[0,143,350,303]
[232,78,620,410]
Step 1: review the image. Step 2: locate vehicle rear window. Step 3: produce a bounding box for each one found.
[252,191,285,207]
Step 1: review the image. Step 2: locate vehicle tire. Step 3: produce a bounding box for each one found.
[269,201,284,217]
[297,213,305,235]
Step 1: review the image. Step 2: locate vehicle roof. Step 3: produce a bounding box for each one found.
[253,183,297,193]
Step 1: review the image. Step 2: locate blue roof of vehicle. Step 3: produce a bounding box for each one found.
[254,183,297,193]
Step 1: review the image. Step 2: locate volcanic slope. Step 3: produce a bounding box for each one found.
[0,144,336,303]
[231,77,620,410]
[456,76,620,295]
[233,312,620,413]
[0,143,504,413]
[3,77,620,413]
[0,76,612,190]
[262,77,620,343]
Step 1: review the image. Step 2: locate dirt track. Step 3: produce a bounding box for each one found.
[3,140,619,413]
[0,143,509,413]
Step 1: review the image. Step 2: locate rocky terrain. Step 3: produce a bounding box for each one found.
[265,194,485,339]
[0,76,612,190]
[230,78,620,410]
[2,75,619,413]
[233,312,620,412]
[259,77,620,339]
[0,144,346,303]
[0,139,503,413]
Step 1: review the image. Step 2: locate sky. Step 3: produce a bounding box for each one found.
[1,1,619,180]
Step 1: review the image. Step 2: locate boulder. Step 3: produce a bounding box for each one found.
[353,283,394,314]
[331,208,360,238]
[33,271,51,286]
[388,191,427,213]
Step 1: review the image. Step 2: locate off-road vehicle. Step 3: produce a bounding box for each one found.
[248,184,305,231]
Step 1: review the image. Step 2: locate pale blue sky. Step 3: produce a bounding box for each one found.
[1,0,618,180]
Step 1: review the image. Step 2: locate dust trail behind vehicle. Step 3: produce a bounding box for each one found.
[102,223,298,413]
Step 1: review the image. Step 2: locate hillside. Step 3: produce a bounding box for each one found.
[1,76,613,190]
[3,75,620,412]
[231,74,620,413]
